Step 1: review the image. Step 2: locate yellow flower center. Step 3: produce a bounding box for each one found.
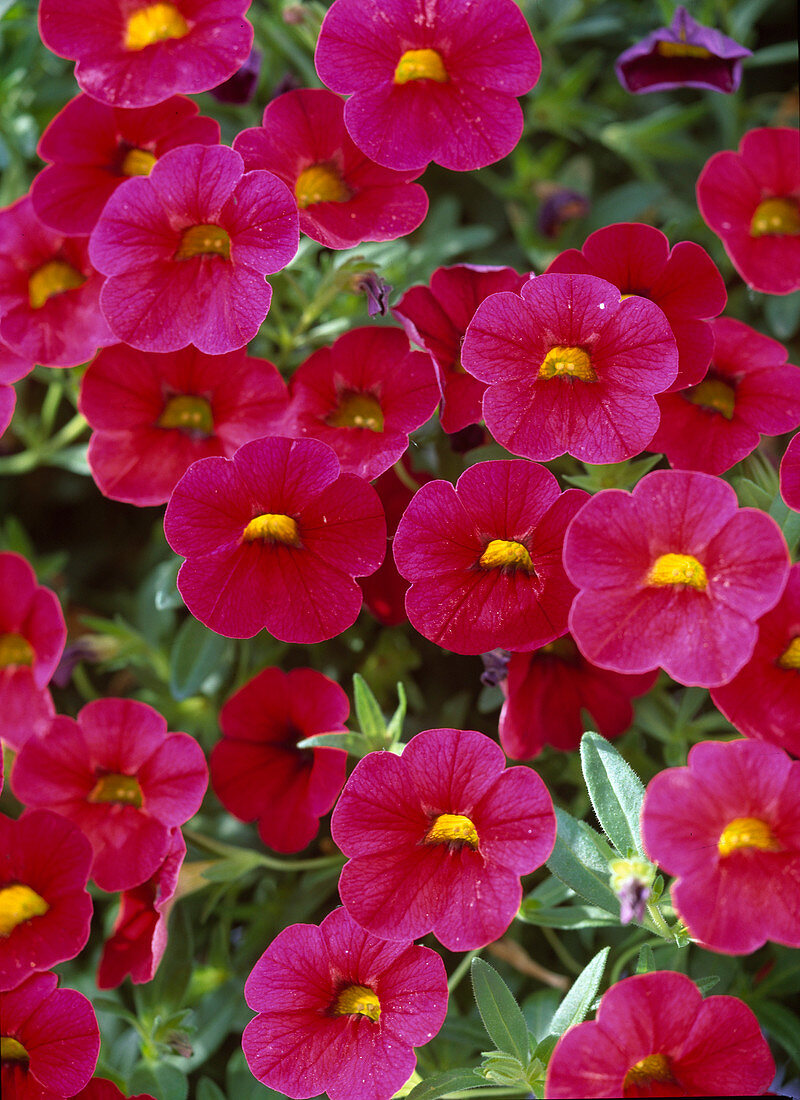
[121,147,157,176]
[332,984,381,1021]
[750,197,800,238]
[655,41,713,59]
[0,1037,29,1062]
[538,345,597,382]
[124,2,189,51]
[158,394,214,436]
[647,553,707,590]
[88,773,144,807]
[242,513,301,546]
[479,539,535,573]
[28,260,86,310]
[778,636,800,669]
[0,884,50,937]
[623,1053,675,1092]
[327,392,385,432]
[173,224,231,262]
[294,163,350,209]
[683,377,736,420]
[0,632,34,668]
[393,48,449,85]
[718,816,780,857]
[425,813,480,849]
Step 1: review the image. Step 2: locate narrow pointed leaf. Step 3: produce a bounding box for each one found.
[471,957,530,1063]
[548,947,609,1037]
[580,731,645,857]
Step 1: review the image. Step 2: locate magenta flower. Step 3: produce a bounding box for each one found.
[697,127,800,296]
[564,470,790,687]
[314,0,541,172]
[461,273,677,464]
[0,195,114,368]
[31,93,219,237]
[211,667,349,853]
[286,326,439,481]
[80,343,288,506]
[164,436,386,643]
[547,222,727,390]
[545,971,774,1098]
[394,459,587,655]
[393,264,525,433]
[243,906,448,1100]
[615,6,750,95]
[642,739,800,954]
[234,89,428,250]
[332,728,555,950]
[781,432,800,511]
[89,143,298,354]
[39,0,254,109]
[0,342,33,439]
[11,698,207,892]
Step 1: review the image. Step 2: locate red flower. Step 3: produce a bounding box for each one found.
[31,93,219,237]
[243,906,448,1100]
[74,1080,155,1100]
[697,127,800,296]
[211,667,349,853]
[393,459,587,654]
[641,739,800,954]
[545,970,774,1098]
[332,727,556,950]
[80,344,288,506]
[164,436,386,643]
[11,698,207,892]
[650,317,800,475]
[564,470,790,687]
[234,89,428,250]
[547,222,727,390]
[781,431,800,511]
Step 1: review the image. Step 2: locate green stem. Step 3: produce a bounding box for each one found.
[447,948,482,993]
[72,663,101,702]
[182,829,345,873]
[443,1089,529,1098]
[609,936,669,987]
[541,926,583,975]
[0,412,88,475]
[643,898,674,940]
[392,459,423,494]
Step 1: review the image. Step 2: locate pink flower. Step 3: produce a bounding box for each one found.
[394,459,586,654]
[39,0,254,109]
[0,341,33,439]
[332,727,556,950]
[31,93,219,236]
[697,127,800,296]
[234,89,428,250]
[314,0,540,172]
[564,470,790,687]
[80,343,288,506]
[244,906,447,1100]
[461,273,677,463]
[211,667,349,853]
[780,431,800,511]
[641,739,800,954]
[89,143,298,354]
[164,436,386,643]
[11,698,207,892]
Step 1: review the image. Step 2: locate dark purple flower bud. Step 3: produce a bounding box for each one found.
[354,272,392,316]
[610,857,655,925]
[210,47,262,104]
[537,187,590,239]
[481,648,511,688]
[450,423,487,453]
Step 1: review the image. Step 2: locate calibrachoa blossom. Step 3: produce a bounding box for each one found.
[0,552,65,752]
[641,739,800,954]
[711,565,800,758]
[0,972,100,1100]
[31,93,220,236]
[780,431,800,511]
[651,317,800,474]
[11,698,207,892]
[314,0,541,172]
[461,273,677,462]
[80,343,289,506]
[74,1080,155,1100]
[332,727,556,950]
[164,436,386,643]
[697,127,800,296]
[38,0,254,109]
[547,222,727,390]
[0,341,33,439]
[499,637,657,759]
[393,460,587,654]
[211,667,349,853]
[0,195,115,368]
[89,143,298,354]
[545,970,775,1098]
[615,6,751,94]
[564,470,790,687]
[234,89,429,250]
[285,326,439,481]
[0,811,93,992]
[393,264,525,433]
[243,906,448,1100]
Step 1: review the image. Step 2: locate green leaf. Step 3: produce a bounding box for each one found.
[385,681,407,742]
[518,902,619,929]
[548,948,609,1037]
[405,1068,484,1099]
[45,443,90,475]
[580,731,646,856]
[196,1079,226,1100]
[470,957,530,1063]
[546,808,620,917]
[169,616,232,701]
[153,558,183,610]
[296,730,375,758]
[635,945,656,974]
[750,999,800,1067]
[129,1063,188,1100]
[137,904,193,1012]
[352,673,387,744]
[694,975,720,996]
